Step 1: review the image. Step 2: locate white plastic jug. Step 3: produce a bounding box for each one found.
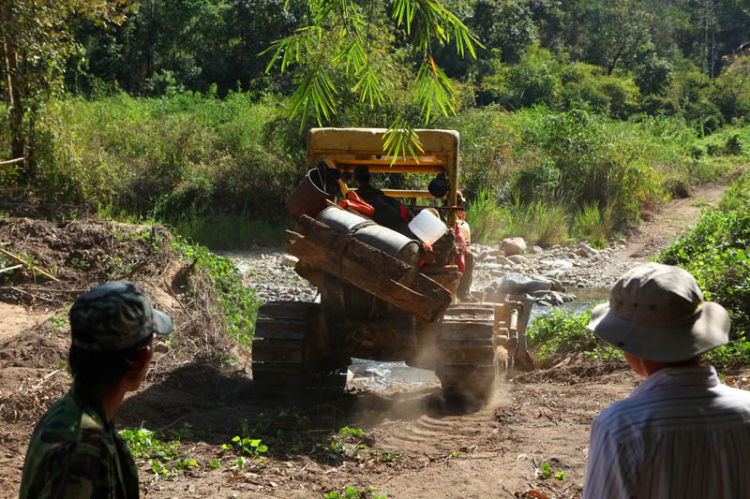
[457,219,471,244]
[409,209,448,246]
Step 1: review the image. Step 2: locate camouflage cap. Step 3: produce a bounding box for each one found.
[69,281,172,352]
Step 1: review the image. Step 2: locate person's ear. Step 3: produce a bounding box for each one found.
[130,345,153,374]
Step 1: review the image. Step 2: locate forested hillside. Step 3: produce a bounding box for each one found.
[1,0,749,247]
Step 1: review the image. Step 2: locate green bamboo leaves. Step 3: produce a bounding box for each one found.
[264,0,480,160]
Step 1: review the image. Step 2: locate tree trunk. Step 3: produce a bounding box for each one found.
[607,49,622,76]
[1,6,26,167]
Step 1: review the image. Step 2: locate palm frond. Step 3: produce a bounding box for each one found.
[289,66,338,132]
[352,66,384,108]
[414,59,456,122]
[383,118,424,164]
[261,27,322,73]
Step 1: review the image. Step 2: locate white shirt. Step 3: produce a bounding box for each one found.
[583,366,750,499]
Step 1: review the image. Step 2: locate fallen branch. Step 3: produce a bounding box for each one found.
[0,247,60,282]
[0,286,84,294]
[114,260,148,280]
[0,157,24,166]
[31,370,62,390]
[3,285,55,303]
[0,264,22,275]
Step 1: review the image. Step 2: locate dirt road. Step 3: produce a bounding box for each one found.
[0,183,746,499]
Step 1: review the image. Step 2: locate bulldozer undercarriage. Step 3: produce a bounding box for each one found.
[252,297,532,404]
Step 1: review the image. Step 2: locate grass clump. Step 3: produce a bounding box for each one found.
[572,202,613,249]
[501,192,569,247]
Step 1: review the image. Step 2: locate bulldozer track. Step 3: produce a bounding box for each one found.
[436,311,497,404]
[252,301,347,392]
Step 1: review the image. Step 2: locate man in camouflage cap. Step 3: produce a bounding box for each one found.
[20,281,172,499]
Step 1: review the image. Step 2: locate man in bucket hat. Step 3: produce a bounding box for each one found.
[583,263,750,499]
[20,281,172,499]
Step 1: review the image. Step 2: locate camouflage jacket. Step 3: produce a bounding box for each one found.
[19,379,140,499]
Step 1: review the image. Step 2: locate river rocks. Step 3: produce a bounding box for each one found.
[540,259,574,271]
[222,234,633,319]
[531,275,564,292]
[575,242,599,258]
[219,248,319,304]
[471,240,626,293]
[507,255,527,264]
[500,237,526,256]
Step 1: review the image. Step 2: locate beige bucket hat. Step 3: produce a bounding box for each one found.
[588,263,730,362]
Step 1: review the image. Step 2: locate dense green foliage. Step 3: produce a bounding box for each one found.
[655,170,750,369]
[528,308,621,361]
[2,0,750,249]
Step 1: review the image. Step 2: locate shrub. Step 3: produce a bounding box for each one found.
[635,57,674,96]
[499,46,560,109]
[656,174,750,345]
[521,109,663,229]
[711,56,750,123]
[172,236,262,349]
[528,308,621,360]
[445,105,521,196]
[25,91,299,226]
[639,95,679,117]
[598,76,641,119]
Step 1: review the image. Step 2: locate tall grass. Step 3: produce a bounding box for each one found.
[501,191,569,247]
[30,91,302,225]
[572,202,613,249]
[465,187,507,244]
[5,91,748,250]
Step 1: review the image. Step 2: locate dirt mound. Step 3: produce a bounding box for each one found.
[0,333,69,369]
[0,217,243,425]
[0,218,171,307]
[515,354,629,384]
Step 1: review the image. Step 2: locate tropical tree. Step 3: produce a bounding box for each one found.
[0,0,125,175]
[581,0,654,75]
[263,0,481,158]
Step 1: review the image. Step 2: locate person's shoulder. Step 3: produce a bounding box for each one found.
[715,383,750,408]
[29,393,80,447]
[29,390,108,458]
[20,392,85,498]
[594,395,650,429]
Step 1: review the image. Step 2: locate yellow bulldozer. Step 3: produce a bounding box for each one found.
[251,128,534,405]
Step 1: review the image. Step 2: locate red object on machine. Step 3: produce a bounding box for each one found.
[454,221,466,273]
[337,191,375,217]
